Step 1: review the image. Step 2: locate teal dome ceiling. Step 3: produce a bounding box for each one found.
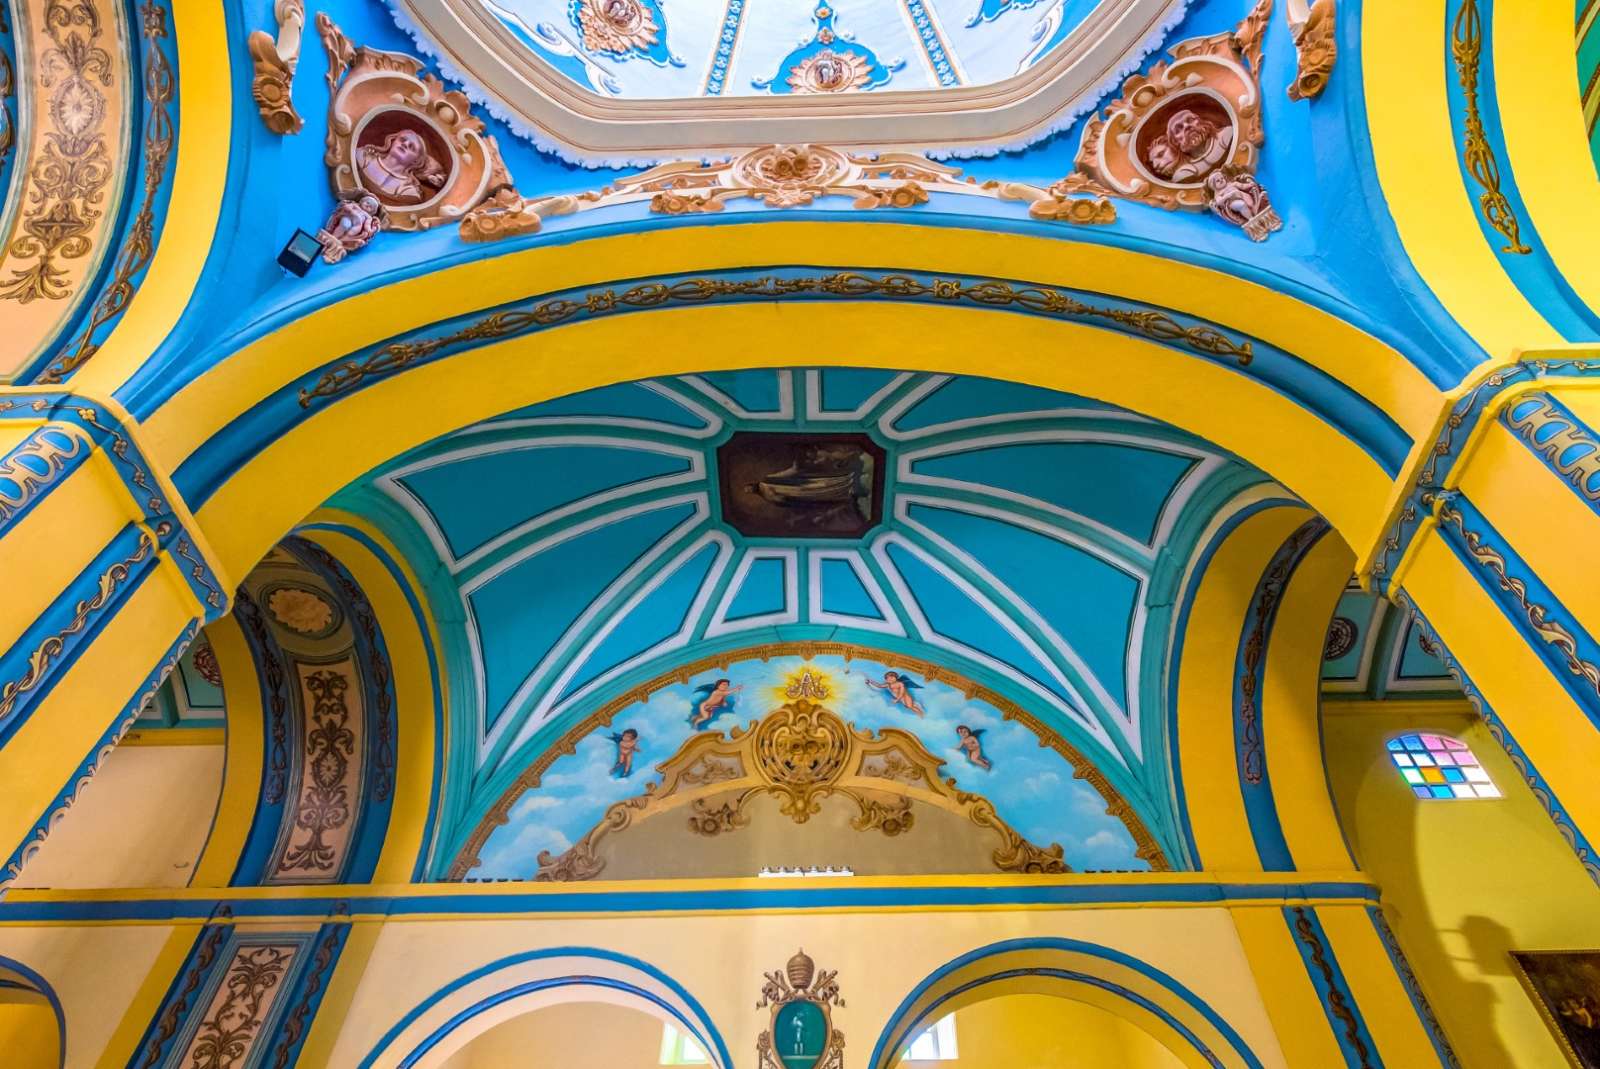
[331,368,1276,872]
[395,0,1181,98]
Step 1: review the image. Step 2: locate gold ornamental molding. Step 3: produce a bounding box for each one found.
[449,642,1169,879]
[389,0,1188,164]
[459,144,1116,242]
[0,0,135,381]
[532,698,1071,882]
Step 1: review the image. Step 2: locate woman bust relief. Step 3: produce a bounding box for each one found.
[358,127,448,205]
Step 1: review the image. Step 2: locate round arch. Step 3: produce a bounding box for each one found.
[359,947,733,1069]
[0,955,65,1069]
[126,222,1443,586]
[870,937,1265,1069]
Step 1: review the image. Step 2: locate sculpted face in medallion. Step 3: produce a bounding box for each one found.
[356,120,450,206]
[1141,99,1235,184]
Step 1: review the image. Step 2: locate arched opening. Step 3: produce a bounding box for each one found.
[896,994,1185,1068]
[873,938,1264,1069]
[361,949,731,1069]
[0,960,64,1069]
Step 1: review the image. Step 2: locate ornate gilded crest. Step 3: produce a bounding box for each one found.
[757,949,845,1069]
[534,698,1067,881]
[1046,0,1282,240]
[315,14,510,233]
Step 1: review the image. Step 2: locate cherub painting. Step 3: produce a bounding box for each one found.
[956,725,992,771]
[866,670,925,716]
[689,678,743,729]
[608,728,641,778]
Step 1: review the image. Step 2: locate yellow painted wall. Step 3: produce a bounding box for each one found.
[908,994,1185,1068]
[321,902,1290,1067]
[13,742,223,890]
[438,1001,670,1068]
[0,989,60,1069]
[1324,706,1600,1068]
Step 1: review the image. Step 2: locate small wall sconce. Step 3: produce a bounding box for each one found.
[277,228,324,277]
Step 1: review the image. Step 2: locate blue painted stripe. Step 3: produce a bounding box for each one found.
[901,0,961,87]
[298,523,447,883]
[869,937,1263,1069]
[264,921,352,1069]
[1396,592,1600,885]
[1232,520,1331,872]
[0,524,157,749]
[127,910,234,1068]
[1435,492,1600,732]
[702,0,747,95]
[1501,392,1600,520]
[1165,495,1303,869]
[1283,906,1384,1068]
[0,955,66,1069]
[0,879,1381,924]
[168,265,1410,511]
[1365,907,1461,1068]
[0,425,93,535]
[1443,0,1600,340]
[363,946,731,1069]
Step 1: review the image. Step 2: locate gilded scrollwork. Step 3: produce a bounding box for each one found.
[274,666,359,877]
[0,0,120,306]
[535,699,1067,880]
[452,642,1168,878]
[457,143,1114,241]
[298,270,1251,408]
[248,0,305,135]
[1450,0,1529,255]
[0,424,87,524]
[39,0,176,383]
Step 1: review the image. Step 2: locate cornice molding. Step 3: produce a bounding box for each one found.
[387,0,1190,165]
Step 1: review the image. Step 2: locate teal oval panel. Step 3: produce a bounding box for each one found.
[773,1001,829,1069]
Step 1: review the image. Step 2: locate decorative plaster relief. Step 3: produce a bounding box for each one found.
[248,0,306,135]
[177,941,299,1069]
[1286,0,1335,101]
[312,14,511,260]
[458,143,1115,242]
[1042,0,1283,240]
[0,0,132,377]
[757,949,846,1069]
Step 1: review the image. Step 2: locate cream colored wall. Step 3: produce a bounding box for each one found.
[1324,705,1600,1069]
[910,993,1185,1069]
[437,1001,670,1068]
[13,740,223,889]
[323,904,1290,1068]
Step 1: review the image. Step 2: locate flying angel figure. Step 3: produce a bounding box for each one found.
[607,728,641,778]
[866,670,925,716]
[956,724,992,771]
[689,678,743,729]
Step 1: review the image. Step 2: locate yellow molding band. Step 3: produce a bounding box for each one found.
[74,0,235,399]
[1494,2,1600,320]
[1316,904,1443,1065]
[1229,905,1346,1066]
[93,925,204,1069]
[1175,504,1316,872]
[298,522,441,884]
[190,613,262,888]
[142,222,1439,472]
[1262,532,1358,871]
[1363,0,1559,357]
[120,727,225,746]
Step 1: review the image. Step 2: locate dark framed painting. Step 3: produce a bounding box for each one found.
[716,432,886,539]
[1511,950,1600,1068]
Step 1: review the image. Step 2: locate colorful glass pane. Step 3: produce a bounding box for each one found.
[1387,733,1497,801]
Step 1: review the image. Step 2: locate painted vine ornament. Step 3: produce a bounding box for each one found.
[757,949,845,1069]
[1042,0,1283,240]
[311,15,512,262]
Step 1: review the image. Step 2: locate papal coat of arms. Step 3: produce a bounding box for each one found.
[757,949,845,1069]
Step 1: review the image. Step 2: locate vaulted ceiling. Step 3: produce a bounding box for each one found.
[330,368,1277,871]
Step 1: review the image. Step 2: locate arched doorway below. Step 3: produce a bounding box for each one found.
[898,993,1185,1068]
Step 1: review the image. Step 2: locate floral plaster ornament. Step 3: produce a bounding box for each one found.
[266,586,337,636]
[753,5,904,95]
[314,14,511,242]
[571,0,682,68]
[1038,0,1284,240]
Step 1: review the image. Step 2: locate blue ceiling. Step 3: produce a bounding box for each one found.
[333,368,1274,869]
[434,0,1119,98]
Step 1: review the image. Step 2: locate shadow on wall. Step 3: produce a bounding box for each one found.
[1324,707,1600,1068]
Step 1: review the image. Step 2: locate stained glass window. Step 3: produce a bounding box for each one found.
[1387,733,1500,799]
